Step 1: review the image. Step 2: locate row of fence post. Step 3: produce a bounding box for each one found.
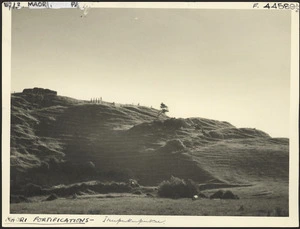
[90,97,102,103]
[89,98,153,109]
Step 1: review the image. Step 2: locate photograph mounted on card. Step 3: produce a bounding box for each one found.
[2,2,299,227]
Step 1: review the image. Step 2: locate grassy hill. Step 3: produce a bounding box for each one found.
[10,89,289,195]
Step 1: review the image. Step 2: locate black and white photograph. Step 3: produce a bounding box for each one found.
[2,2,299,227]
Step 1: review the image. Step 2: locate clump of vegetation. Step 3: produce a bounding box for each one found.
[197,192,208,199]
[222,190,239,199]
[157,102,169,118]
[210,190,239,199]
[158,176,198,198]
[209,190,224,199]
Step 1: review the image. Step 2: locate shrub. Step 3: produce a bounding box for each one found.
[210,190,239,199]
[210,190,224,199]
[222,190,239,199]
[186,179,198,196]
[158,176,198,198]
[197,192,208,199]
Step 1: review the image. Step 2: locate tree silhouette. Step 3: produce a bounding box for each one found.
[157,102,169,118]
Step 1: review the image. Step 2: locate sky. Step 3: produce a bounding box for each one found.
[11,8,291,138]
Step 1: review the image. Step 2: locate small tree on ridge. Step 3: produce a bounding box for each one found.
[157,102,169,118]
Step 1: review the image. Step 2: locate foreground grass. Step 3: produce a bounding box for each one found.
[10,195,288,216]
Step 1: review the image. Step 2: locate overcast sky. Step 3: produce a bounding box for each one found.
[11,8,291,137]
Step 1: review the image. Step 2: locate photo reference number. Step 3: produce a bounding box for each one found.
[253,2,299,12]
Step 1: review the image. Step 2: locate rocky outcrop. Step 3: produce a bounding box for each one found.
[23,87,57,96]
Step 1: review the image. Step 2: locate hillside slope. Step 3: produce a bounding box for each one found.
[10,89,289,192]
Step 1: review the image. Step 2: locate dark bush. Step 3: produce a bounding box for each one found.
[158,176,198,198]
[186,179,198,196]
[210,190,239,199]
[222,190,239,199]
[210,190,224,199]
[197,192,208,199]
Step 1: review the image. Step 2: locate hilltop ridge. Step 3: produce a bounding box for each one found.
[10,88,288,192]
